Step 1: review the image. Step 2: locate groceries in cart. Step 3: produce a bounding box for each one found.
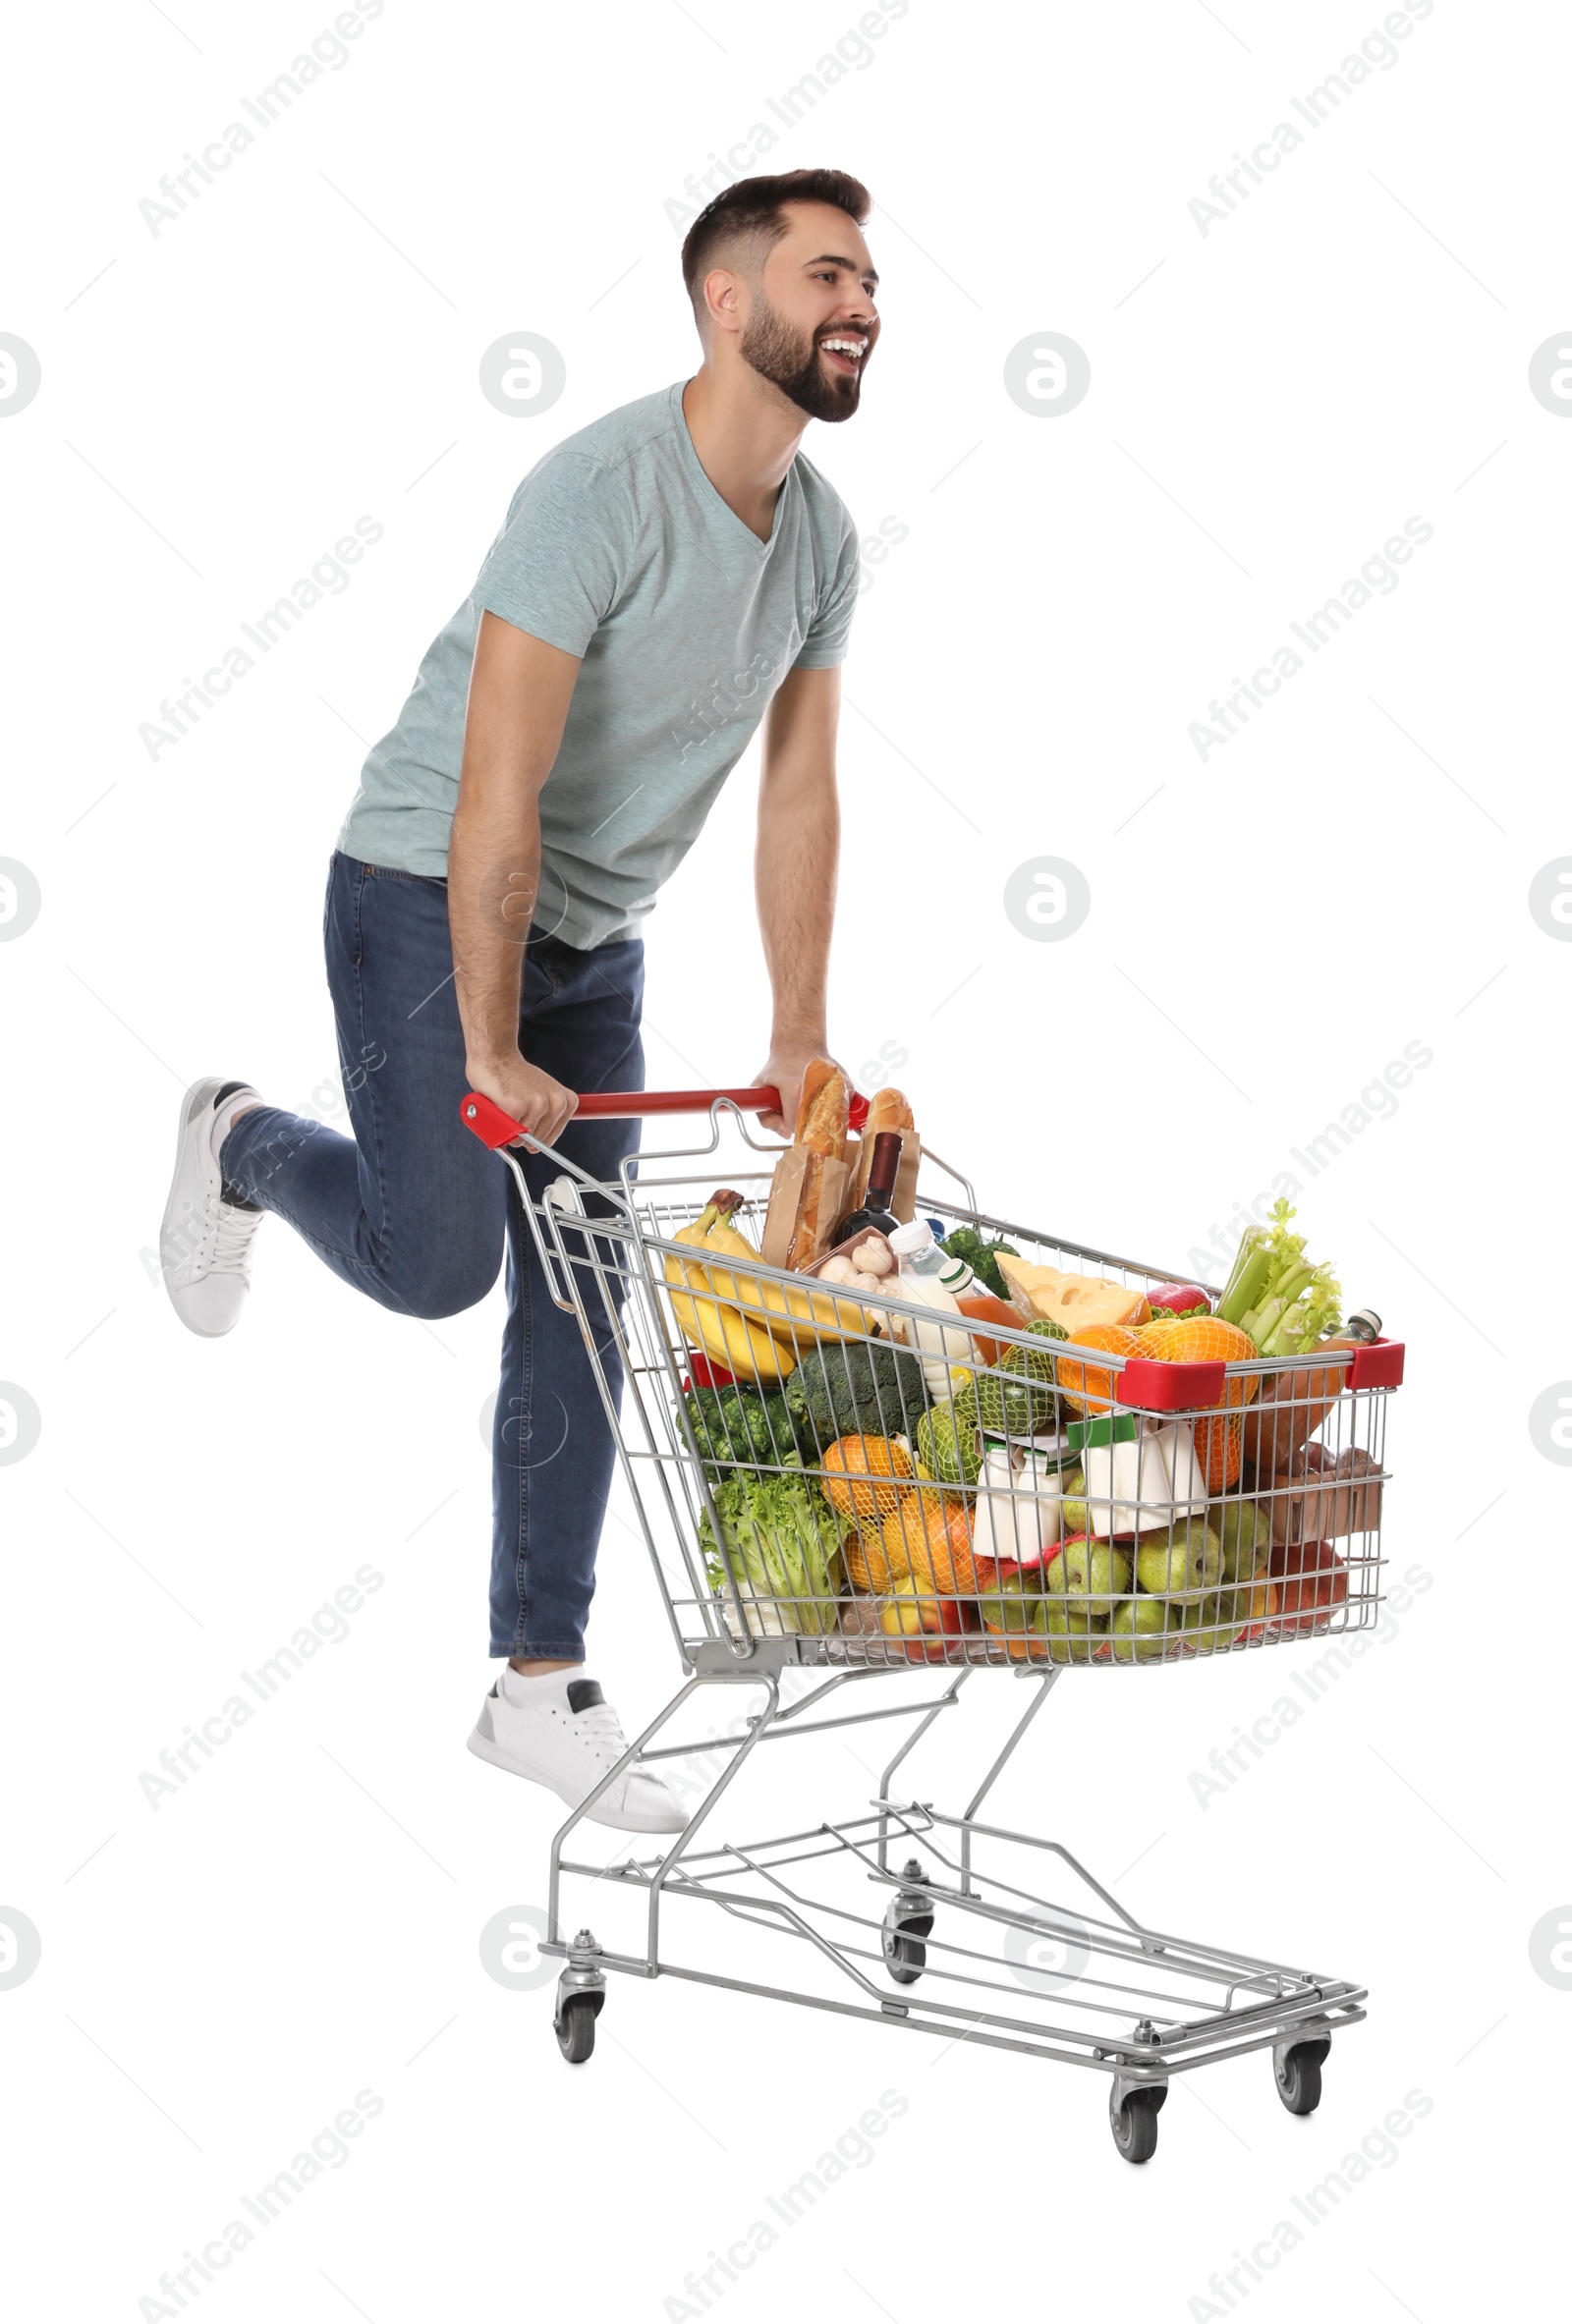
[666,1065,1398,1666]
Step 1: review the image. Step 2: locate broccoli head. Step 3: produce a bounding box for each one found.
[940,1227,1020,1300]
[683,1385,802,1478]
[784,1339,929,1455]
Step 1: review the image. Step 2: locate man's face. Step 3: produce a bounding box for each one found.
[736,201,879,423]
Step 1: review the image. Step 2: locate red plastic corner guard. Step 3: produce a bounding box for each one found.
[461,1090,528,1148]
[1348,1338,1405,1390]
[1116,1357,1228,1412]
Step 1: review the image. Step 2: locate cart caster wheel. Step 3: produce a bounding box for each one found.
[555,1991,603,2065]
[881,1912,933,1986]
[1274,2037,1329,2116]
[1110,2091,1161,2164]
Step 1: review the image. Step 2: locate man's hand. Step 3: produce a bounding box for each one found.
[751,1042,840,1139]
[468,1052,579,1148]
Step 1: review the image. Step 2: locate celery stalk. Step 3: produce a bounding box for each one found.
[1240,1260,1319,1345]
[1218,1240,1271,1325]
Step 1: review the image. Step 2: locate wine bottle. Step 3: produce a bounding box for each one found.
[830,1130,903,1245]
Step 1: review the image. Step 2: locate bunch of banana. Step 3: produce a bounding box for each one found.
[663,1190,868,1382]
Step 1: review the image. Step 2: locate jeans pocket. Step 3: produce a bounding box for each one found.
[523,944,560,1002]
[325,852,367,969]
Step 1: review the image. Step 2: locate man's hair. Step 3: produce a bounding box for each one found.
[680,169,871,318]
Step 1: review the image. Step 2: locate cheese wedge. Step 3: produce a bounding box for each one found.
[996,1254,1151,1333]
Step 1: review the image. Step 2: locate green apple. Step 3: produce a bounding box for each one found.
[1047,1536,1131,1615]
[915,1398,982,1488]
[1109,1596,1171,1663]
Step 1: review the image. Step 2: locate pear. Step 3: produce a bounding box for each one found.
[1183,1589,1242,1655]
[1042,1597,1102,1636]
[1059,1468,1089,1534]
[1109,1596,1170,1663]
[1216,1501,1270,1583]
[1040,1604,1101,1664]
[1136,1522,1221,1603]
[1048,1536,1131,1615]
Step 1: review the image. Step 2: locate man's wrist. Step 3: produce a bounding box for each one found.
[467,1046,523,1082]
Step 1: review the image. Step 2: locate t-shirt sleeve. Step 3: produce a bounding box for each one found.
[793,511,861,669]
[473,452,634,657]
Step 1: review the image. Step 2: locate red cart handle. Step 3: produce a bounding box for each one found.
[460,1085,870,1149]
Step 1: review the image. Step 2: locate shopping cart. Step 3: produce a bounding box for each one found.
[462,1083,1404,2161]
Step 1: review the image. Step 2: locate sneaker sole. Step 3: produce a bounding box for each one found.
[465,1727,686,1834]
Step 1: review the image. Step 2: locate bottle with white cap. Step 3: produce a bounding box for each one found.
[885,1219,973,1398]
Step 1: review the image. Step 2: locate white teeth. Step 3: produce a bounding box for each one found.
[821,337,865,359]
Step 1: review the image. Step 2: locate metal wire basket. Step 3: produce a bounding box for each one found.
[463,1084,1403,1679]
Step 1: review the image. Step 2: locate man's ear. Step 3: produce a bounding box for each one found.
[702,266,743,338]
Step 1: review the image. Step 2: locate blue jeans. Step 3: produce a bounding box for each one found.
[220,853,645,1660]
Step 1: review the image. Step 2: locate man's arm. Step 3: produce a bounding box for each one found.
[751,663,843,1136]
[449,611,583,1145]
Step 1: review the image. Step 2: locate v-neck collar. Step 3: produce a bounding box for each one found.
[670,379,792,554]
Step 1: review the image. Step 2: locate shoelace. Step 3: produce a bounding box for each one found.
[207,1197,262,1278]
[573,1698,635,1769]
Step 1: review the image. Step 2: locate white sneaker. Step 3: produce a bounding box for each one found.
[468,1672,688,1835]
[160,1077,264,1338]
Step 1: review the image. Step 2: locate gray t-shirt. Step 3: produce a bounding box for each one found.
[336,380,860,949]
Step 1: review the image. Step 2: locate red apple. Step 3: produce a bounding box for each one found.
[1267,1539,1347,1635]
[1147,1282,1210,1315]
[879,1577,965,1661]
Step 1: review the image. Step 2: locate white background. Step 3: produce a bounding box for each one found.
[2,2,1565,2317]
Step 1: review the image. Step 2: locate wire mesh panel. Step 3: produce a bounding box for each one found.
[523,1126,1398,1677]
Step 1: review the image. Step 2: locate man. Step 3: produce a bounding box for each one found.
[159,169,879,1832]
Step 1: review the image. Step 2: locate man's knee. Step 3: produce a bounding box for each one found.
[401,1247,502,1320]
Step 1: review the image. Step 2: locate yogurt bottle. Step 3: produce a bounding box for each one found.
[971,1445,1064,1569]
[1072,1413,1207,1537]
[884,1219,974,1398]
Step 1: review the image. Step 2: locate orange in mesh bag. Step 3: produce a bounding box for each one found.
[1133,1314,1262,1403]
[1193,1411,1244,1491]
[1131,1316,1260,1487]
[820,1433,913,1523]
[1056,1324,1145,1416]
[847,1487,976,1596]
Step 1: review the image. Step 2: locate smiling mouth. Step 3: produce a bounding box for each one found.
[817,334,869,374]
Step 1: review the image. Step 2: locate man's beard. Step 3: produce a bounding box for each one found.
[739,295,865,422]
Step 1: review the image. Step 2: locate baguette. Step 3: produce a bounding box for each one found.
[786,1150,829,1270]
[863,1085,915,1140]
[794,1061,851,1160]
[846,1086,916,1206]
